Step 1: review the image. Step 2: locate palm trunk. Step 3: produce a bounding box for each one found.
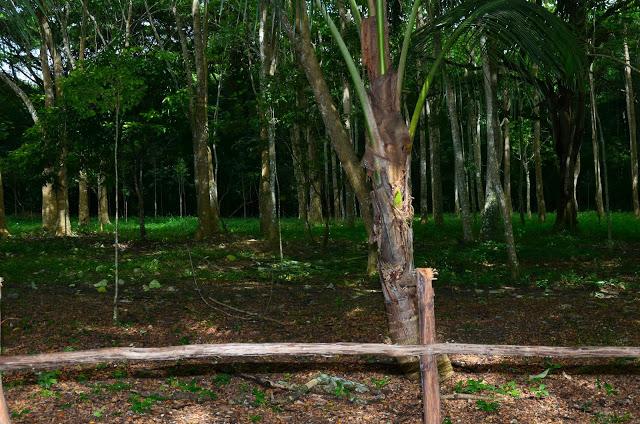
[588,62,605,218]
[0,168,8,237]
[624,37,639,217]
[444,72,473,241]
[78,170,90,226]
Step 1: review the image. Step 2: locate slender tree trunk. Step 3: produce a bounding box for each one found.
[331,152,341,219]
[342,81,356,226]
[78,170,90,226]
[0,169,8,237]
[470,100,484,210]
[419,109,429,223]
[624,37,640,217]
[502,89,513,215]
[480,41,502,240]
[258,0,279,247]
[588,62,605,218]
[427,99,444,225]
[291,124,308,221]
[98,172,110,230]
[175,1,221,239]
[573,152,581,212]
[133,159,146,240]
[533,85,546,221]
[307,129,324,223]
[481,36,519,276]
[444,73,473,241]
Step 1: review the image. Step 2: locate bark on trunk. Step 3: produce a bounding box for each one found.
[419,109,429,223]
[470,101,484,211]
[549,85,584,231]
[533,88,546,221]
[624,38,640,218]
[258,0,279,247]
[98,173,110,229]
[502,89,513,215]
[480,42,502,240]
[588,62,605,218]
[291,124,308,221]
[331,152,341,219]
[342,81,356,226]
[481,36,519,277]
[444,72,473,241]
[307,129,324,223]
[78,170,90,226]
[133,160,146,240]
[426,99,444,225]
[175,1,221,239]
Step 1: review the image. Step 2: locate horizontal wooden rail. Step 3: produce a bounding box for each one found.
[0,342,638,372]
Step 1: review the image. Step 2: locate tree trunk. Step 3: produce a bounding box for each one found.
[291,123,308,221]
[331,152,341,219]
[481,36,519,277]
[533,86,546,221]
[480,42,502,240]
[502,89,513,215]
[427,99,444,225]
[549,84,584,231]
[470,101,484,211]
[78,170,90,226]
[307,128,324,223]
[419,109,429,223]
[0,168,8,237]
[588,61,605,218]
[624,37,640,218]
[98,172,110,230]
[42,181,57,231]
[133,160,146,240]
[573,152,581,211]
[444,72,473,241]
[342,81,356,226]
[258,0,279,247]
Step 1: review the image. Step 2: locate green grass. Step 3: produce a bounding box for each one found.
[1,212,639,292]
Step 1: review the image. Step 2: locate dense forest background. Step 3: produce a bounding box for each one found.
[1,0,638,229]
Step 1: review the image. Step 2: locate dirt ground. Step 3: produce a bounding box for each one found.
[1,233,639,423]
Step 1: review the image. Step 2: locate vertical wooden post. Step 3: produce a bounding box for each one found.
[417,268,441,424]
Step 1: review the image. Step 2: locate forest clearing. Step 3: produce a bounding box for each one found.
[2,0,640,422]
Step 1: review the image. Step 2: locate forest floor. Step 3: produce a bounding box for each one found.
[0,212,639,423]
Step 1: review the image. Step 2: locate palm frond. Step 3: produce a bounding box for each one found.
[413,0,585,84]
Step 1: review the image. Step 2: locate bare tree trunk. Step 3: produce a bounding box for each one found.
[533,83,546,221]
[525,156,532,218]
[624,37,640,217]
[573,152,581,212]
[291,123,307,221]
[502,89,513,215]
[175,1,221,239]
[481,36,519,277]
[444,72,472,241]
[78,170,90,226]
[427,99,444,225]
[257,0,279,247]
[0,169,8,237]
[588,61,605,218]
[331,152,341,219]
[470,101,484,211]
[307,129,324,223]
[342,81,356,226]
[98,172,110,230]
[419,109,429,223]
[133,159,146,240]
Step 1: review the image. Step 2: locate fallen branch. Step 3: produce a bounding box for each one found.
[0,342,639,372]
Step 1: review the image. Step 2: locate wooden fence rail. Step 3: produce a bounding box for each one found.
[0,269,638,424]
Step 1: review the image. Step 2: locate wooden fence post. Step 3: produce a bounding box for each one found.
[417,268,441,424]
